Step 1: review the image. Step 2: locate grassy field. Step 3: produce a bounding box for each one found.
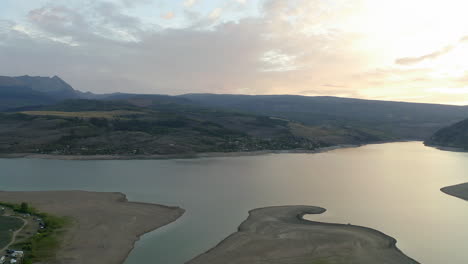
[0,215,24,249]
[0,202,70,264]
[14,214,70,263]
[20,110,144,119]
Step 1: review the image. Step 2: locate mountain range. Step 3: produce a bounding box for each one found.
[1,75,467,155]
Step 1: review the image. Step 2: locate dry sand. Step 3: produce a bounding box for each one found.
[441,182,468,201]
[0,191,184,264]
[188,205,418,264]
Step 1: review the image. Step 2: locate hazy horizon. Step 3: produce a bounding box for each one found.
[2,0,468,105]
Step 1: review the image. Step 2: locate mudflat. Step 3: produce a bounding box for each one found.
[188,205,418,264]
[441,182,468,201]
[0,191,184,264]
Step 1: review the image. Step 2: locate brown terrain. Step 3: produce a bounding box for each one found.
[188,206,418,264]
[0,191,184,264]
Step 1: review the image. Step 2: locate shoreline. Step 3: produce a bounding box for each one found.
[0,140,416,161]
[112,192,186,264]
[423,142,468,153]
[0,191,185,264]
[188,205,418,264]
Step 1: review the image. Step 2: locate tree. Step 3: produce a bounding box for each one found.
[20,202,29,213]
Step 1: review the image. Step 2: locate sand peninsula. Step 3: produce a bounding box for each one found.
[189,205,418,264]
[441,182,468,201]
[0,191,184,264]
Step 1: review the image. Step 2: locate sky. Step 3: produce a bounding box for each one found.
[1,0,468,104]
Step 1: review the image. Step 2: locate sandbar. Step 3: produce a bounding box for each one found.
[188,205,418,264]
[0,190,184,264]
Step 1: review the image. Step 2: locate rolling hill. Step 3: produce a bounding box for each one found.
[0,99,334,155]
[180,94,468,140]
[2,75,468,156]
[425,118,468,150]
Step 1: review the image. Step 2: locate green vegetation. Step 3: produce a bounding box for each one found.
[0,201,34,214]
[0,97,406,156]
[10,85,468,156]
[0,216,24,249]
[16,214,70,264]
[21,110,143,119]
[3,75,468,150]
[0,202,70,263]
[0,99,358,156]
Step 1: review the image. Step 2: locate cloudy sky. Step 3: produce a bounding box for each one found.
[1,0,468,104]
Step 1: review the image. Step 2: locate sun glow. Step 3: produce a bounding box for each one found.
[3,0,468,104]
[356,0,468,58]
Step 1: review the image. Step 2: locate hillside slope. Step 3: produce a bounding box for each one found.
[181,94,468,139]
[0,75,81,110]
[425,118,468,150]
[2,75,468,155]
[2,99,387,156]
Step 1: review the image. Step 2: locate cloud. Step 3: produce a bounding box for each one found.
[183,9,201,22]
[322,84,347,88]
[0,19,15,33]
[396,36,468,66]
[120,0,151,8]
[0,0,372,96]
[94,1,142,30]
[26,2,144,44]
[260,50,298,72]
[208,8,222,20]
[183,0,198,8]
[2,0,468,105]
[161,12,175,20]
[395,46,454,65]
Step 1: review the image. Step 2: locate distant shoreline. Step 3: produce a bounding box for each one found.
[0,140,415,161]
[423,143,468,153]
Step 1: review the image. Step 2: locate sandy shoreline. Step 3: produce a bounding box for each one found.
[188,205,418,264]
[0,191,185,264]
[441,183,468,201]
[0,141,414,161]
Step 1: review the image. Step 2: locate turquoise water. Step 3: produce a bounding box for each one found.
[0,142,467,264]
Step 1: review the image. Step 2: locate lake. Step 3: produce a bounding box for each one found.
[0,142,467,264]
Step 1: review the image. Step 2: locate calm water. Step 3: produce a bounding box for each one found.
[0,142,467,264]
